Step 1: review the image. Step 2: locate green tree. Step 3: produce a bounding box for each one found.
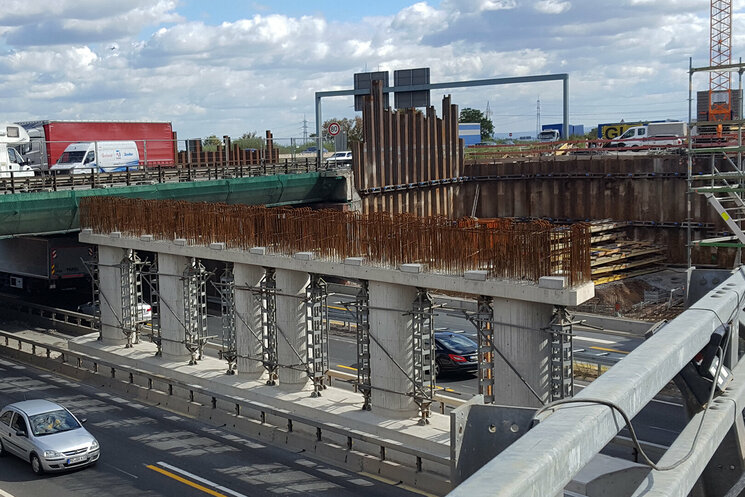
[202,135,221,152]
[459,108,494,140]
[322,117,363,143]
[234,131,265,150]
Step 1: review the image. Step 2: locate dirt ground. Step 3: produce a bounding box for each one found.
[578,269,688,320]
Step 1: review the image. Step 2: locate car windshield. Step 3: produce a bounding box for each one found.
[57,151,86,164]
[29,409,80,436]
[437,334,477,354]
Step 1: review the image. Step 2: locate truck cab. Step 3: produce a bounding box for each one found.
[537,129,560,142]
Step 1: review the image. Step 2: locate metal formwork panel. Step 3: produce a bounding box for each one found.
[216,265,237,375]
[261,268,279,385]
[182,258,209,365]
[549,306,574,401]
[412,288,435,424]
[475,296,495,404]
[306,274,329,397]
[356,281,372,410]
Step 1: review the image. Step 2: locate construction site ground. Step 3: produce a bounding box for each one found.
[574,268,688,321]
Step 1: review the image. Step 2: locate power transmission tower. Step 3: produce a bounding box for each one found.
[302,115,309,143]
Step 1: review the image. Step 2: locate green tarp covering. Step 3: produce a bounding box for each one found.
[0,173,346,238]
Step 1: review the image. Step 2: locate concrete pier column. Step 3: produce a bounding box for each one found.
[275,268,309,389]
[98,245,127,346]
[157,252,190,361]
[369,281,418,417]
[233,263,264,377]
[492,298,554,407]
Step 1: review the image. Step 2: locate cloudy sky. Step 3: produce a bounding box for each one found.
[0,0,742,143]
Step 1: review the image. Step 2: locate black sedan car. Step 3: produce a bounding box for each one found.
[434,332,478,377]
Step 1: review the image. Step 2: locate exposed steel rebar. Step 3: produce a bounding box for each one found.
[80,197,591,286]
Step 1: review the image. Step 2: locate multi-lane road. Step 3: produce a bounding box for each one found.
[0,356,425,497]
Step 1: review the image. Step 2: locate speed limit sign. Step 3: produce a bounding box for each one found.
[328,122,341,136]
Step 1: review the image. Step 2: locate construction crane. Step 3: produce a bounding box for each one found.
[709,0,733,121]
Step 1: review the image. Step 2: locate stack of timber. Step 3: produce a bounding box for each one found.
[590,220,666,285]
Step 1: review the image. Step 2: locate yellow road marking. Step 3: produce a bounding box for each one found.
[589,345,629,355]
[332,365,455,392]
[146,465,228,497]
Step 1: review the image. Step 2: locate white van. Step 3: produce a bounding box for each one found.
[50,141,139,174]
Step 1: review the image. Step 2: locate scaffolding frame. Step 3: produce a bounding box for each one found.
[306,274,329,397]
[355,281,372,411]
[214,264,238,375]
[182,257,209,365]
[261,268,279,385]
[411,288,435,425]
[474,296,495,404]
[548,306,574,401]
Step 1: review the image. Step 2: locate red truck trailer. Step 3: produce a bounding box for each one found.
[16,120,175,171]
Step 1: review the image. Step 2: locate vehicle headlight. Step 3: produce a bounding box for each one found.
[90,440,99,450]
[43,449,64,459]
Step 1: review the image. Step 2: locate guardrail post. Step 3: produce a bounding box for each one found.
[211,397,216,409]
[380,446,386,461]
[235,404,240,416]
[287,419,293,432]
[316,427,322,441]
[110,367,115,378]
[347,436,353,450]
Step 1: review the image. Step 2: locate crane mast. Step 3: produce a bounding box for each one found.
[709,0,733,121]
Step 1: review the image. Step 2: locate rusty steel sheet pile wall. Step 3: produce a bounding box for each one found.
[79,197,591,286]
[177,130,280,166]
[351,81,465,217]
[460,155,735,265]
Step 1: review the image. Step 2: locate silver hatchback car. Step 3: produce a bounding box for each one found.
[0,399,100,474]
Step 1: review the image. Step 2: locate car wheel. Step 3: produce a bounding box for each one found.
[31,454,43,475]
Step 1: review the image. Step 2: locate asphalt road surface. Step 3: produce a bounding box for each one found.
[0,357,427,497]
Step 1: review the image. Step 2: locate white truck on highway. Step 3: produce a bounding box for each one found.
[604,121,687,149]
[0,123,34,178]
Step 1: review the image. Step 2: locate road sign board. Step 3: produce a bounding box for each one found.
[328,122,341,136]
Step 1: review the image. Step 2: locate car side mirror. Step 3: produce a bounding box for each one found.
[15,430,26,437]
[80,418,87,424]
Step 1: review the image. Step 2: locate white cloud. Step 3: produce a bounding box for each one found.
[0,0,731,139]
[534,1,572,14]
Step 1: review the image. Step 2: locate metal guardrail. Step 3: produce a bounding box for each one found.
[0,329,449,473]
[0,160,329,194]
[449,267,745,497]
[2,298,97,332]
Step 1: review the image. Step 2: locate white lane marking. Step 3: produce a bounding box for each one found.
[574,336,616,345]
[0,490,17,497]
[103,462,139,479]
[348,478,374,487]
[156,462,249,497]
[649,425,680,434]
[318,468,348,477]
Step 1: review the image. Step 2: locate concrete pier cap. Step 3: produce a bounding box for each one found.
[79,233,593,307]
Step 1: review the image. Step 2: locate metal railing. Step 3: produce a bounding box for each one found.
[0,160,328,194]
[448,267,745,497]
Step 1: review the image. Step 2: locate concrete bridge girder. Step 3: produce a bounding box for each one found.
[85,230,593,417]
